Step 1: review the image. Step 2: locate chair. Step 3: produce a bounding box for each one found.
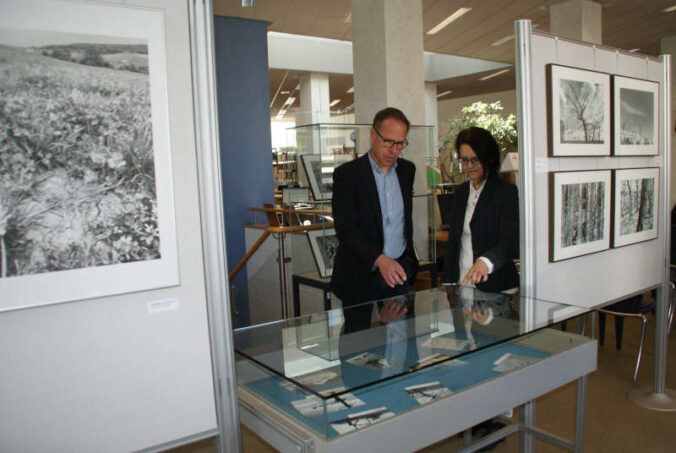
[597,284,675,381]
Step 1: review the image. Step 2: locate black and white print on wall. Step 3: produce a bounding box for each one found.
[613,76,659,156]
[547,65,611,156]
[550,170,611,262]
[613,168,659,247]
[306,228,339,278]
[0,0,179,311]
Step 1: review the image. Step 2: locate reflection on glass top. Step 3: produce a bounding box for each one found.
[233,286,590,399]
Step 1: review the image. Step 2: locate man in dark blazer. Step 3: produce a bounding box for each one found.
[330,107,419,313]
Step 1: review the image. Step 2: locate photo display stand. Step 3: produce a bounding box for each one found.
[515,20,674,411]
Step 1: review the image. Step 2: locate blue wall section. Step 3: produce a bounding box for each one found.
[214,16,274,326]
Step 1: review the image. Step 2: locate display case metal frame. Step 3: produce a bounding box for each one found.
[235,287,597,452]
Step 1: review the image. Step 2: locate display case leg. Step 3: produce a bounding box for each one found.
[574,375,587,453]
[519,400,535,453]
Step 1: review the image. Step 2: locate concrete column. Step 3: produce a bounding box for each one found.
[297,72,330,126]
[351,0,429,258]
[661,36,676,210]
[550,0,602,44]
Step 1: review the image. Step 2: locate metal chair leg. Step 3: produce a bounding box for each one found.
[633,315,648,381]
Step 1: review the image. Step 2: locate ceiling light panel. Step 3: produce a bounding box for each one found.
[478,69,510,81]
[426,8,472,35]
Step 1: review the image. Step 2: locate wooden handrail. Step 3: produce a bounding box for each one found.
[229,221,334,281]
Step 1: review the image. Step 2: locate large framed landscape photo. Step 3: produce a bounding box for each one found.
[613,168,659,247]
[613,76,659,156]
[0,0,179,311]
[550,170,611,262]
[547,64,611,156]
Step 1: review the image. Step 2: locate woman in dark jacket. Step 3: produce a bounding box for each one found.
[441,126,519,293]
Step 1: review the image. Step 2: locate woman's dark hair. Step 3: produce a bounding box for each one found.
[455,126,500,178]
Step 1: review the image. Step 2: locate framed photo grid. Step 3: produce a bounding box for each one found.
[613,168,659,247]
[549,170,611,262]
[612,76,659,156]
[547,64,611,157]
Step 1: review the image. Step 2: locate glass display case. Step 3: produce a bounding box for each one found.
[234,286,596,449]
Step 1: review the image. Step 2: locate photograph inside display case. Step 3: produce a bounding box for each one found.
[306,228,339,278]
[300,153,354,201]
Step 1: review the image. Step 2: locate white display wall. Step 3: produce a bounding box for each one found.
[517,25,669,308]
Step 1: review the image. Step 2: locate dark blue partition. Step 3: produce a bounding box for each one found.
[214,16,273,326]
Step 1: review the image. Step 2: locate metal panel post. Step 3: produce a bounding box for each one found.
[515,20,536,452]
[628,53,676,411]
[188,0,242,450]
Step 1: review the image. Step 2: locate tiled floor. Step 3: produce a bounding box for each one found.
[170,304,676,452]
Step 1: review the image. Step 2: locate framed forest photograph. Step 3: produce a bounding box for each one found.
[613,168,659,247]
[613,76,659,156]
[550,170,611,262]
[306,228,339,278]
[547,64,611,156]
[0,0,179,311]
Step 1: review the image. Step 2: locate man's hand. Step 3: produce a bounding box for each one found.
[379,299,407,323]
[461,259,489,286]
[376,254,407,288]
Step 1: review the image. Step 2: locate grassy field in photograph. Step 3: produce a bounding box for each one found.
[0,44,159,278]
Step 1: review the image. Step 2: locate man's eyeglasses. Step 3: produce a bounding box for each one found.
[374,128,409,150]
[459,157,480,166]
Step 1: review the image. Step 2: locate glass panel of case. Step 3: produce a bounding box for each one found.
[235,286,592,439]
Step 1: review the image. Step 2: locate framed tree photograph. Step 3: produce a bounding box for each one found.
[612,76,659,156]
[613,168,659,247]
[0,0,179,311]
[547,64,611,156]
[306,228,339,278]
[550,170,611,262]
[300,153,353,201]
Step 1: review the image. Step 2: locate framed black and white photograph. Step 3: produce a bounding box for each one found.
[330,407,395,435]
[613,168,659,247]
[0,0,178,311]
[547,64,611,156]
[405,381,453,405]
[550,170,611,262]
[291,392,364,418]
[613,76,659,156]
[346,352,399,370]
[300,153,353,201]
[306,228,339,278]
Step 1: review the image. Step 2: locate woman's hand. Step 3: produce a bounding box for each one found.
[461,259,488,286]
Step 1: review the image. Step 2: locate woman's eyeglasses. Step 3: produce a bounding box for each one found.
[459,157,480,166]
